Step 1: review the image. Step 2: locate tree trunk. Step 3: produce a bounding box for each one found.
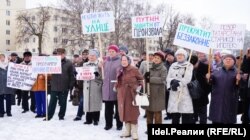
[38,35,42,55]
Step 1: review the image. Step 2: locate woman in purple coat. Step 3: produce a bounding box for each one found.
[206,54,241,124]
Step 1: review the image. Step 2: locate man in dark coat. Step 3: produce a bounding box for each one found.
[47,48,75,120]
[240,49,250,123]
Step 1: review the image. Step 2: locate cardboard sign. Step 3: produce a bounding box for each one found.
[132,14,164,38]
[7,63,37,90]
[173,23,212,54]
[75,67,95,81]
[81,11,115,34]
[211,24,246,50]
[32,56,61,74]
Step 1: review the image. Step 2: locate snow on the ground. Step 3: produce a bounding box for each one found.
[0,95,242,140]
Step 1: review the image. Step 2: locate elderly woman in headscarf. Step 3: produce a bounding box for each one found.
[166,48,194,124]
[116,55,143,140]
[206,54,241,124]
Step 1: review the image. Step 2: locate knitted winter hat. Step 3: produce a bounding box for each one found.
[89,49,100,58]
[108,45,119,52]
[154,51,165,61]
[223,54,236,64]
[119,45,128,54]
[175,48,188,60]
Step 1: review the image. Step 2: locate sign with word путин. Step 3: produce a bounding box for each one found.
[132,14,164,38]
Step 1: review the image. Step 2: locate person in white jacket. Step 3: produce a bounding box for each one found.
[166,48,194,124]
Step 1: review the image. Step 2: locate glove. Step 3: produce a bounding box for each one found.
[94,71,99,77]
[144,72,150,83]
[170,79,180,91]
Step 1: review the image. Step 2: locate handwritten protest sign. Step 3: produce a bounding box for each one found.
[75,67,95,81]
[32,56,61,74]
[173,23,212,54]
[132,14,164,38]
[81,11,115,34]
[211,24,246,50]
[7,63,37,90]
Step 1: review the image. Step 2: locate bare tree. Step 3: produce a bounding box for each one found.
[16,6,51,55]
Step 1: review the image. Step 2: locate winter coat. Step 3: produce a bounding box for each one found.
[116,65,143,122]
[32,74,46,91]
[83,61,103,112]
[209,66,239,124]
[50,58,75,92]
[193,61,211,107]
[0,67,14,95]
[166,61,194,114]
[144,62,167,112]
[102,56,121,101]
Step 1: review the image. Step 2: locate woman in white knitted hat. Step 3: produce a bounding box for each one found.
[166,48,194,124]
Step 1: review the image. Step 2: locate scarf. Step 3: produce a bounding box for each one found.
[0,61,8,70]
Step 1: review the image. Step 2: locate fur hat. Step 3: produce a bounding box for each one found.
[223,54,236,64]
[175,48,188,60]
[154,51,165,61]
[23,51,32,57]
[119,45,128,54]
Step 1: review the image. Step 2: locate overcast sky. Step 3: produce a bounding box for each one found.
[27,0,250,30]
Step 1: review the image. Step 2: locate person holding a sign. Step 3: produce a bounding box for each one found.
[206,54,241,124]
[0,54,14,117]
[166,48,194,124]
[115,55,143,139]
[82,49,102,125]
[20,51,36,114]
[102,45,123,130]
[47,48,75,120]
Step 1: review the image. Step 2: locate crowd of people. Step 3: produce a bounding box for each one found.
[0,45,250,140]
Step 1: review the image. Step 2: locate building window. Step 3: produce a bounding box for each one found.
[6,20,10,25]
[54,38,58,43]
[33,38,36,43]
[24,38,29,43]
[6,0,11,6]
[62,39,68,45]
[6,40,10,45]
[6,30,10,35]
[62,28,68,34]
[6,10,10,16]
[32,48,36,52]
[54,26,57,32]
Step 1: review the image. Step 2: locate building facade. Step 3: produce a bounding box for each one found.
[0,0,26,52]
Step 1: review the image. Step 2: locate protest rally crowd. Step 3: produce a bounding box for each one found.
[0,45,250,140]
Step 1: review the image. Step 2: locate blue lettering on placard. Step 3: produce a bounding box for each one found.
[177,32,210,47]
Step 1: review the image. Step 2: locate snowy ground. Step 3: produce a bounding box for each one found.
[0,95,242,140]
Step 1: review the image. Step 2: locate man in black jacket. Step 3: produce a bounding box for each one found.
[47,48,75,120]
[240,49,250,124]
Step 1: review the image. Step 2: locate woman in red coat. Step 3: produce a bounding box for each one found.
[116,55,143,140]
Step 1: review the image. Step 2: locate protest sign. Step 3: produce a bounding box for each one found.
[132,14,164,38]
[173,23,212,54]
[211,24,246,50]
[7,63,37,90]
[32,56,61,74]
[75,67,95,81]
[81,11,115,34]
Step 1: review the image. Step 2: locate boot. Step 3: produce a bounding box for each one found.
[131,124,138,140]
[120,123,131,138]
